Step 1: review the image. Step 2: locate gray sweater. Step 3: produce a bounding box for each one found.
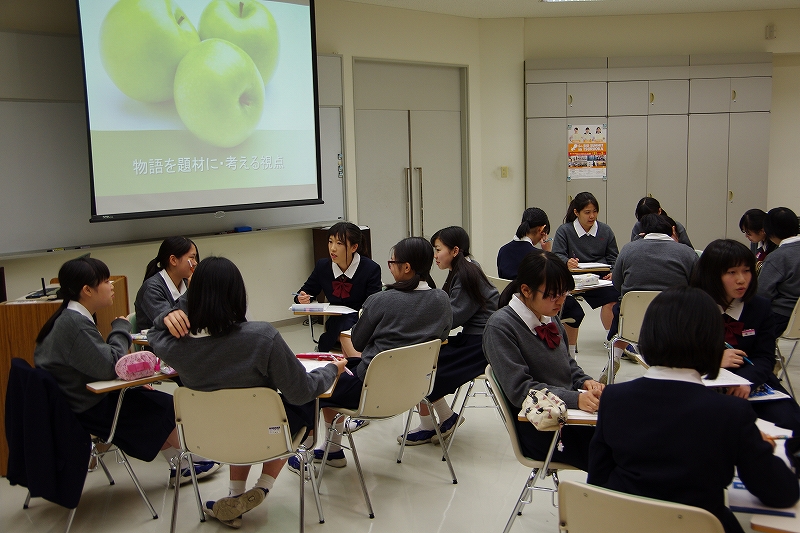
[134,273,181,331]
[483,306,591,409]
[148,302,337,405]
[612,237,697,297]
[449,264,499,335]
[34,310,132,413]
[757,240,800,318]
[351,287,452,380]
[553,221,619,268]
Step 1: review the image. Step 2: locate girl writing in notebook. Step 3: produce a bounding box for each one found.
[691,239,800,434]
[149,256,346,527]
[484,250,603,470]
[294,222,382,357]
[134,236,198,332]
[401,227,499,445]
[552,191,619,330]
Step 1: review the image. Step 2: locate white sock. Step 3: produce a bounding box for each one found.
[161,447,181,467]
[255,474,275,492]
[568,345,577,358]
[229,480,246,497]
[415,413,436,431]
[325,420,345,452]
[431,398,455,422]
[612,346,623,363]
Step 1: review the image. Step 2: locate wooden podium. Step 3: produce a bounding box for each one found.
[0,275,129,476]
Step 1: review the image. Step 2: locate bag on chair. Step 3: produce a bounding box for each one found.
[519,388,567,431]
[115,351,160,380]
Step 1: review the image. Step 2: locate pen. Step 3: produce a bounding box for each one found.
[765,435,792,440]
[724,342,753,365]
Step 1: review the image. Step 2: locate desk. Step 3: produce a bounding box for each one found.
[518,408,598,425]
[752,507,800,533]
[0,275,128,477]
[571,279,613,295]
[570,264,611,275]
[292,304,357,343]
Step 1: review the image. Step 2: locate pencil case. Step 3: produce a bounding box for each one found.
[115,351,161,380]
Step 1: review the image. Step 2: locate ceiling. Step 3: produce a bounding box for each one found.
[2,0,799,36]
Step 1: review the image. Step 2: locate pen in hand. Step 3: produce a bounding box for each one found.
[724,342,753,365]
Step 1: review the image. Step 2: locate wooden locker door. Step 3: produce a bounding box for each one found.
[647,114,688,224]
[606,115,647,244]
[687,113,729,250]
[355,109,412,284]
[727,112,770,243]
[526,118,567,223]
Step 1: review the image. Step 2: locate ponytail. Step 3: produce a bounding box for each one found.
[564,192,599,224]
[515,208,550,239]
[385,237,434,292]
[143,236,197,282]
[431,226,491,308]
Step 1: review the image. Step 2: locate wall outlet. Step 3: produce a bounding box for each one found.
[500,166,509,178]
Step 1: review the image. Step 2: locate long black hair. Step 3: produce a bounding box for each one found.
[564,192,599,224]
[634,197,668,220]
[499,250,574,308]
[690,239,757,308]
[515,208,550,239]
[764,207,800,242]
[739,208,776,254]
[36,257,110,343]
[143,236,198,282]
[431,226,491,309]
[386,237,435,292]
[186,257,247,336]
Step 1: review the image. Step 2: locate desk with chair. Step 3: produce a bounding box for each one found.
[292,304,357,344]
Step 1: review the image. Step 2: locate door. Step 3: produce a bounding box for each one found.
[687,113,729,250]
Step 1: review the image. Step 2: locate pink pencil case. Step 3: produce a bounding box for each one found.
[115,351,161,380]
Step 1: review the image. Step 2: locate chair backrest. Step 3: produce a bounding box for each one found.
[487,275,512,293]
[173,387,298,465]
[780,297,800,340]
[126,312,137,333]
[355,339,441,418]
[557,480,725,533]
[618,291,660,343]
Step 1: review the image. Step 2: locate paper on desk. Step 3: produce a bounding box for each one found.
[728,476,797,517]
[702,368,752,388]
[299,359,335,372]
[290,303,357,314]
[566,409,598,423]
[576,262,610,270]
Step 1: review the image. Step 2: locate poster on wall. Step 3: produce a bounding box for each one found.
[567,124,607,180]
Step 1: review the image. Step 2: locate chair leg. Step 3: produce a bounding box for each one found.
[449,383,465,411]
[116,449,158,519]
[777,345,797,398]
[318,413,344,482]
[344,422,375,518]
[64,507,77,533]
[443,379,476,456]
[396,407,415,463]
[23,491,31,509]
[96,453,115,485]
[503,468,538,533]
[305,449,325,523]
[425,399,457,484]
[606,335,621,385]
[297,452,306,533]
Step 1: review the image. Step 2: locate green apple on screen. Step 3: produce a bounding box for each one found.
[100,0,200,103]
[198,0,280,85]
[174,38,265,148]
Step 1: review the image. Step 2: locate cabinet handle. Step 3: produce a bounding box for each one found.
[731,90,737,102]
[405,167,413,237]
[650,92,655,105]
[568,94,573,107]
[728,190,734,202]
[415,167,424,238]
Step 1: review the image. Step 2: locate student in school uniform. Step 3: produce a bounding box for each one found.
[692,239,800,434]
[758,207,800,335]
[149,256,346,527]
[34,258,218,488]
[630,197,693,248]
[498,207,585,357]
[588,287,799,533]
[602,214,698,382]
[288,237,452,472]
[484,250,603,471]
[400,226,499,445]
[553,191,619,330]
[134,236,198,332]
[740,208,777,274]
[295,222,382,357]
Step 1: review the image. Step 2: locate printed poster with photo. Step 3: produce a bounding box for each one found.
[568,124,607,180]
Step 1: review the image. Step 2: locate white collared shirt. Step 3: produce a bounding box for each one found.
[512,235,534,244]
[159,269,186,300]
[719,298,744,321]
[414,281,432,291]
[509,293,553,336]
[189,329,211,338]
[779,235,800,247]
[67,300,94,322]
[333,252,361,279]
[643,366,704,385]
[643,233,674,242]
[573,219,598,238]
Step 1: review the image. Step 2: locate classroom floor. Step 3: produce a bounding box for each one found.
[2,303,798,533]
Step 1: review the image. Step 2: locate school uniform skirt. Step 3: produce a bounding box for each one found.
[580,286,619,309]
[318,313,359,352]
[426,333,487,401]
[75,388,176,462]
[319,358,364,410]
[515,418,595,472]
[281,396,316,440]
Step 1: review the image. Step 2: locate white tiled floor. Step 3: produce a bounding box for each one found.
[3,303,798,532]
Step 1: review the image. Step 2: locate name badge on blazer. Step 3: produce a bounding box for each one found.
[742,329,756,337]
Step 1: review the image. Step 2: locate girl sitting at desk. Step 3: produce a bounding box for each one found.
[294,222,382,357]
[691,239,800,434]
[148,256,346,527]
[588,287,799,533]
[401,226,499,445]
[483,250,603,471]
[630,196,693,248]
[34,257,218,487]
[134,236,198,332]
[295,237,451,472]
[739,208,776,274]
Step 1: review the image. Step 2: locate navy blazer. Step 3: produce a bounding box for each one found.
[727,296,780,389]
[497,240,534,280]
[588,377,798,533]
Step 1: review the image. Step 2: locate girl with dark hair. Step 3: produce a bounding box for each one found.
[498,208,586,357]
[34,258,217,488]
[740,208,776,273]
[691,239,800,433]
[295,222,382,357]
[484,250,602,470]
[298,237,452,472]
[589,287,798,533]
[134,236,198,331]
[630,197,693,248]
[758,207,800,334]
[553,192,620,331]
[149,257,346,527]
[400,227,499,445]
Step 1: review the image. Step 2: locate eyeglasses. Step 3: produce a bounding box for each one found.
[387,260,404,268]
[535,289,569,301]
